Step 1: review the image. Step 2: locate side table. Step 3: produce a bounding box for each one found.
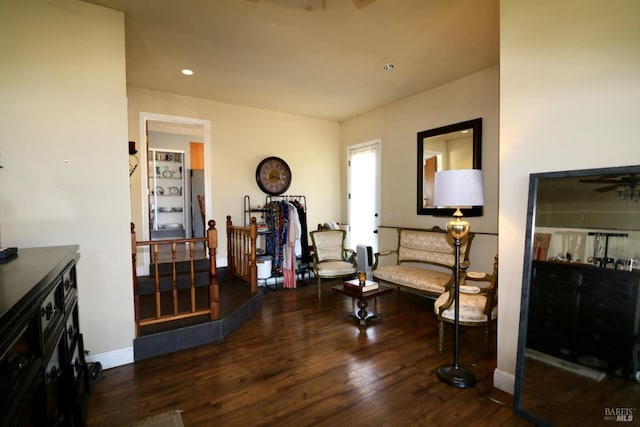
[332,282,394,326]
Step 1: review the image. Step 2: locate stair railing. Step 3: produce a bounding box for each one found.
[130,220,218,337]
[226,216,258,294]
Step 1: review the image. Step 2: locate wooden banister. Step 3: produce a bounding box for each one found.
[207,220,219,319]
[130,220,220,337]
[131,222,140,337]
[226,216,258,294]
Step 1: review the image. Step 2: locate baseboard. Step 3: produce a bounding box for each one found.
[525,349,606,381]
[493,368,515,394]
[86,346,134,370]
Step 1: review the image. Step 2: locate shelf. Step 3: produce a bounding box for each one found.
[149,148,186,238]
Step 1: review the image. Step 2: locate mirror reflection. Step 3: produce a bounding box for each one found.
[515,165,640,426]
[417,118,482,216]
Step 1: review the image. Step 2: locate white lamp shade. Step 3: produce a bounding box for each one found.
[433,169,485,207]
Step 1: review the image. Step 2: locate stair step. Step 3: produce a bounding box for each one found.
[137,271,211,294]
[150,258,209,275]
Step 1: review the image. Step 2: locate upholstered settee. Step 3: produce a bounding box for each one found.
[372,226,474,298]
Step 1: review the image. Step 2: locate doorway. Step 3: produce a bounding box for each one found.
[347,139,381,253]
[136,113,212,269]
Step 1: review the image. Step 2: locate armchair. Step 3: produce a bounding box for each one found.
[434,255,498,357]
[310,229,357,297]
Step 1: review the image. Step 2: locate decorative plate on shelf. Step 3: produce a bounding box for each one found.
[155,186,164,195]
[168,186,180,195]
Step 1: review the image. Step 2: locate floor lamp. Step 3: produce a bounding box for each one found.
[433,169,485,388]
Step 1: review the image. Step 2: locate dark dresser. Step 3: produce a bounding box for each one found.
[528,260,640,377]
[0,246,89,426]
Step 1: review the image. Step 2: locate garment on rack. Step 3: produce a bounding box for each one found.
[264,196,308,282]
[282,202,299,288]
[292,200,309,263]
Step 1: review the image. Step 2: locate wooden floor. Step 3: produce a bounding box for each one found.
[86,280,532,426]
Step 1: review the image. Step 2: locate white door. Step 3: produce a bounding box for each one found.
[347,140,381,252]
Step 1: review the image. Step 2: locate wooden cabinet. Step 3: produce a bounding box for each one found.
[0,246,88,426]
[528,260,640,376]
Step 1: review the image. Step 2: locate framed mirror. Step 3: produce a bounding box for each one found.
[514,165,640,426]
[417,118,483,216]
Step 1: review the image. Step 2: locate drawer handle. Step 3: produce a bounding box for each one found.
[41,302,59,321]
[13,356,29,373]
[50,410,66,426]
[74,357,85,369]
[47,365,63,381]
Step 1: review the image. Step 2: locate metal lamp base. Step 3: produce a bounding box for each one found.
[436,364,476,388]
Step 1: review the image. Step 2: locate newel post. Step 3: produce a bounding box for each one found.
[131,222,140,337]
[207,220,220,320]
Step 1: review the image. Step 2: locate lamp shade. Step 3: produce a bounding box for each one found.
[433,169,485,207]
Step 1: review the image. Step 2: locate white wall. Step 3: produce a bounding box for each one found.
[127,87,342,260]
[498,0,640,393]
[0,0,133,356]
[341,66,500,273]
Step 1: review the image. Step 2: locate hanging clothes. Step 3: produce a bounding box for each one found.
[293,200,309,263]
[264,195,308,283]
[282,202,299,288]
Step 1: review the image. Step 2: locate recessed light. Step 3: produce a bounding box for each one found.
[181,69,194,76]
[382,63,395,71]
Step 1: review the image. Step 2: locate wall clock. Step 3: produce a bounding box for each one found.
[255,156,292,195]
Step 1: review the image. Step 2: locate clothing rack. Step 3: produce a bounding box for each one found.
[266,194,307,205]
[263,194,310,289]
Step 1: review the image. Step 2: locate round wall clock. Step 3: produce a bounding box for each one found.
[255,156,292,195]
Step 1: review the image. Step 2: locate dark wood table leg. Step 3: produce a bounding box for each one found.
[345,297,382,326]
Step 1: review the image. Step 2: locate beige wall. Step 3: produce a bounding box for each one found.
[498,0,640,392]
[0,0,132,356]
[8,0,637,381]
[127,88,342,263]
[340,66,500,273]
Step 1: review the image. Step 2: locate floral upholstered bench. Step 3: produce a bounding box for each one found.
[372,226,475,299]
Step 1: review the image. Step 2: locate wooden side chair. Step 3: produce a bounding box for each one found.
[434,255,498,357]
[310,229,357,297]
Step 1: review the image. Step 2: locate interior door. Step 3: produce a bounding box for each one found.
[423,155,437,207]
[347,140,381,252]
[190,170,205,238]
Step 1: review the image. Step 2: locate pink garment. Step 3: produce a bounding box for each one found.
[282,203,298,288]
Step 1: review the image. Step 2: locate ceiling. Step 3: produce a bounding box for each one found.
[82,0,499,122]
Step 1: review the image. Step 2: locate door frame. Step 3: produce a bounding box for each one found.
[137,112,212,271]
[346,138,381,252]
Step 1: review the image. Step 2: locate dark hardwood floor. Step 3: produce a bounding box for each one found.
[86,279,532,426]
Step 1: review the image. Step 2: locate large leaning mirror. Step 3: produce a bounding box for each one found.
[514,165,640,426]
[417,118,483,216]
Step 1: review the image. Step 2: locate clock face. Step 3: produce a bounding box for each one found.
[256,157,292,195]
